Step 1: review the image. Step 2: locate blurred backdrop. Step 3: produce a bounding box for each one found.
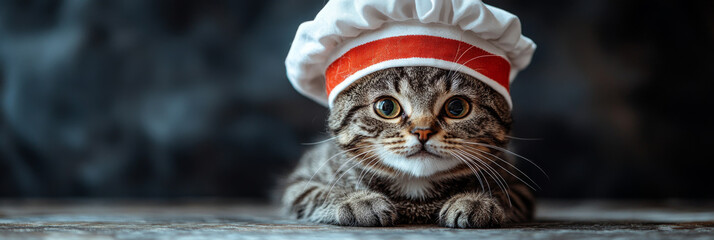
[0,0,712,199]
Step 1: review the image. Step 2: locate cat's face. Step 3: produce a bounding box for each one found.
[329,66,512,178]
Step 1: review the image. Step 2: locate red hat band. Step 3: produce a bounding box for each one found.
[325,35,511,101]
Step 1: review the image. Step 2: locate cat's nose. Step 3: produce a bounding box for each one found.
[410,127,435,143]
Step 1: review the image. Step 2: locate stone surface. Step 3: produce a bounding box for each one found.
[0,199,712,239]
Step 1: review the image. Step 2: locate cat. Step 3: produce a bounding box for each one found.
[281,66,535,228]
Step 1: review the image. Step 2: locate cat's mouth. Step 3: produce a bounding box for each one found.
[406,149,440,159]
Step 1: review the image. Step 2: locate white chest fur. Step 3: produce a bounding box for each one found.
[389,176,435,200]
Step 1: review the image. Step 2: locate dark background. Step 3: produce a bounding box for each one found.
[0,0,711,199]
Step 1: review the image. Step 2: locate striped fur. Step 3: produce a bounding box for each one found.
[282,66,534,228]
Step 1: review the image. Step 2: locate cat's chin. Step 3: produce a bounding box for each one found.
[379,152,462,177]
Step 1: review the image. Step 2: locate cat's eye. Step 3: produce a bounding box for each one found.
[373,97,402,119]
[444,96,470,119]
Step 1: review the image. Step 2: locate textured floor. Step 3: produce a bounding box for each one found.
[0,199,712,239]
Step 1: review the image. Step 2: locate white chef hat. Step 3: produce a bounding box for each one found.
[285,0,536,109]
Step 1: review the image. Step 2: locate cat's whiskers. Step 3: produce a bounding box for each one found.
[456,149,504,194]
[462,145,540,190]
[455,149,513,206]
[356,153,382,187]
[454,149,512,207]
[328,146,377,185]
[462,141,549,179]
[366,148,397,186]
[300,136,338,145]
[323,147,380,203]
[366,163,381,186]
[470,150,538,192]
[447,151,487,193]
[457,149,510,191]
[505,135,544,141]
[302,144,375,192]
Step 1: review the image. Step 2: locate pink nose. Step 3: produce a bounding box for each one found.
[411,128,434,142]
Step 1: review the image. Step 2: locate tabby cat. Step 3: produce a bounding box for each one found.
[282,66,536,228]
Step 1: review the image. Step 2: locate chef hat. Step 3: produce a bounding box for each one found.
[285,0,536,109]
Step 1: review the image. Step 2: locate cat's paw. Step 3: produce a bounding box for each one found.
[334,190,397,227]
[438,192,505,228]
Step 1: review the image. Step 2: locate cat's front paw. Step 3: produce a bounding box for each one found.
[334,190,397,227]
[438,192,505,228]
